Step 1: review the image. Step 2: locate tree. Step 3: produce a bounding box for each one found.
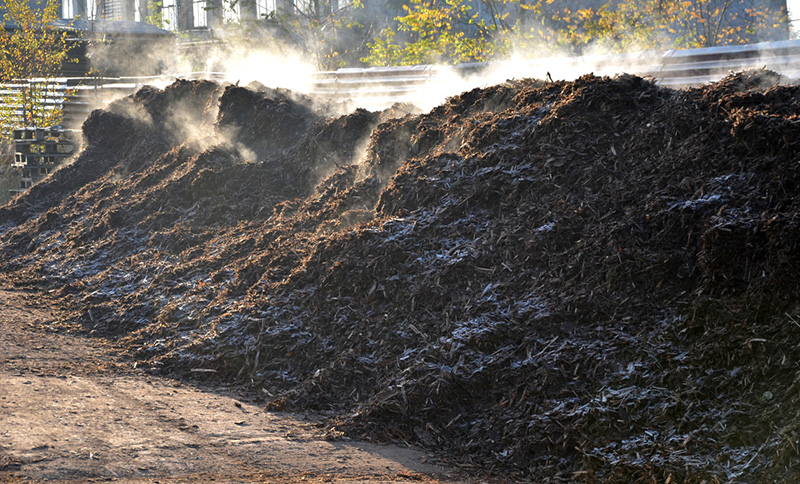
[519,0,788,51]
[145,0,169,29]
[0,0,73,133]
[363,0,789,65]
[362,0,501,65]
[266,0,378,70]
[172,0,377,71]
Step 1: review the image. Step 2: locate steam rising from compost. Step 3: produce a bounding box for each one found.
[395,45,663,111]
[224,49,652,111]
[139,21,663,113]
[190,45,318,93]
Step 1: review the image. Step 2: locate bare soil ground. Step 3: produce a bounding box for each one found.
[0,288,470,484]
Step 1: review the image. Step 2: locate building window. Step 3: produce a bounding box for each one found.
[162,0,178,30]
[294,0,312,15]
[101,0,121,19]
[134,0,141,21]
[223,0,240,23]
[256,0,276,18]
[63,0,97,20]
[193,0,207,26]
[62,0,75,19]
[83,0,98,19]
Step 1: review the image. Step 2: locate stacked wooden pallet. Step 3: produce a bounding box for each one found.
[10,127,75,195]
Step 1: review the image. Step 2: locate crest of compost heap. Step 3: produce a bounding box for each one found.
[1,70,800,483]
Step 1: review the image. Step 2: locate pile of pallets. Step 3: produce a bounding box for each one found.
[10,127,75,195]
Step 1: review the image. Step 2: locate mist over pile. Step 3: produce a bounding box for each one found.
[163,27,670,113]
[1,71,800,482]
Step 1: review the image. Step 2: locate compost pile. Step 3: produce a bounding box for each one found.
[1,71,800,482]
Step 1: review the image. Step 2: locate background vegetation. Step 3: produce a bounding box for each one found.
[0,0,72,130]
[363,0,790,65]
[142,0,789,69]
[0,0,73,203]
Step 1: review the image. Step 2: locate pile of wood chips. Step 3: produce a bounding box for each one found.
[1,70,799,482]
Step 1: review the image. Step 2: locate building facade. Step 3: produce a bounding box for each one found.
[58,0,338,34]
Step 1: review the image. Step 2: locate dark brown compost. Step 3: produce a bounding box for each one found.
[1,71,800,483]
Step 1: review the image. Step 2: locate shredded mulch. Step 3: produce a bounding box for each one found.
[1,70,799,483]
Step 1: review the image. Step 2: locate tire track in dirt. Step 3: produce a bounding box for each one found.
[0,288,468,484]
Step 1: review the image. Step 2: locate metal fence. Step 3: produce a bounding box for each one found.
[3,38,800,129]
[309,38,800,104]
[0,78,136,130]
[0,80,73,127]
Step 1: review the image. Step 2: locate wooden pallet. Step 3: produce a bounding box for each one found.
[8,127,76,197]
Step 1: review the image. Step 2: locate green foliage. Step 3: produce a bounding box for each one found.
[0,0,73,134]
[363,0,788,66]
[362,0,499,66]
[145,0,168,29]
[519,0,788,51]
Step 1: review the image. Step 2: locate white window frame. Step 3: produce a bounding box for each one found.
[193,0,208,27]
[256,0,276,18]
[294,0,312,15]
[85,0,98,20]
[224,0,240,23]
[62,0,75,19]
[161,0,178,30]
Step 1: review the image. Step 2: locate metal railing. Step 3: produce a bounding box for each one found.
[309,38,800,103]
[3,38,800,130]
[0,79,73,127]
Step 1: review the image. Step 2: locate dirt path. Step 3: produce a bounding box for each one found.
[0,288,470,484]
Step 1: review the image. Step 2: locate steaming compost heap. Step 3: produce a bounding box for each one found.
[1,71,799,482]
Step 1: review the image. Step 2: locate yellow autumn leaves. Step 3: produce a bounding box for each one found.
[363,0,788,66]
[0,0,72,131]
